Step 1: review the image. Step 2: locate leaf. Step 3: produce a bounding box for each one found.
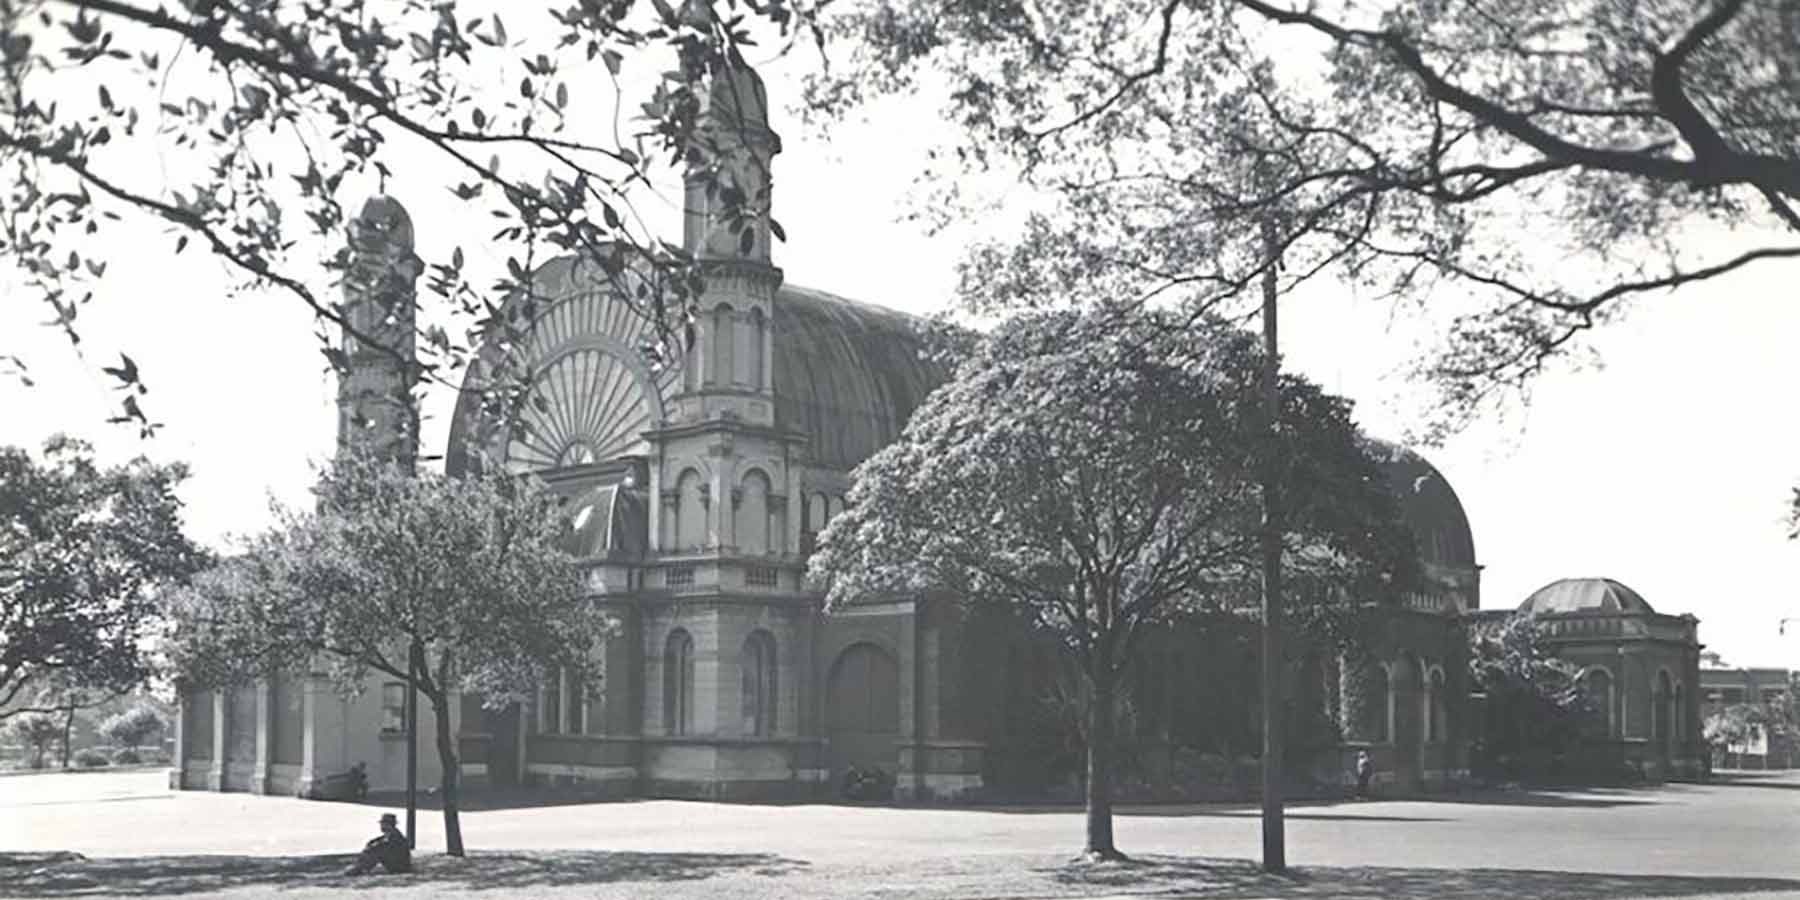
[555,82,569,109]
[602,49,623,76]
[175,235,189,254]
[491,14,507,45]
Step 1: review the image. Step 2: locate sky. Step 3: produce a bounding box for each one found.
[3,18,1798,670]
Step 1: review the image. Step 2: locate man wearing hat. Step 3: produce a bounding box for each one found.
[344,813,412,875]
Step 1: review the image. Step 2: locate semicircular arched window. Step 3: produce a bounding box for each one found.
[741,630,778,737]
[664,628,695,736]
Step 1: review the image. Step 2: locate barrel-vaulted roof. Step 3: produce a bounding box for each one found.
[773,284,947,471]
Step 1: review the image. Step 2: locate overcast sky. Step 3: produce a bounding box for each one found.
[3,29,1797,670]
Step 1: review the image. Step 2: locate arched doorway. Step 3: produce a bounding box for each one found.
[1392,655,1425,792]
[825,643,900,784]
[1654,669,1675,761]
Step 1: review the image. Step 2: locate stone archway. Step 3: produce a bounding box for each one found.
[825,642,900,784]
[1391,655,1425,793]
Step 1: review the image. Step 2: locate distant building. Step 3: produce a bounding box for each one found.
[1473,578,1704,780]
[1700,667,1795,769]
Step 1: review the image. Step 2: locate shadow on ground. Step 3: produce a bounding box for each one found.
[0,850,810,897]
[352,788,631,812]
[1702,775,1800,792]
[1047,856,1800,899]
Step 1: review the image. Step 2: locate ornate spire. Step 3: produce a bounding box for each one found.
[337,194,424,468]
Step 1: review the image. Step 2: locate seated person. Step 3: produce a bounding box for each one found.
[344,813,412,875]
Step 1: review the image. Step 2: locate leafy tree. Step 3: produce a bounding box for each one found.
[1704,702,1769,763]
[162,447,607,856]
[808,306,1415,860]
[97,704,164,749]
[803,0,1799,439]
[0,0,820,435]
[1466,612,1586,778]
[0,436,207,719]
[4,710,60,768]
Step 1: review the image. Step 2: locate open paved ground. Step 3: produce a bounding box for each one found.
[4,770,1799,898]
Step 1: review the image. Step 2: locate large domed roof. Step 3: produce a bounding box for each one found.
[1369,442,1477,570]
[1518,577,1654,615]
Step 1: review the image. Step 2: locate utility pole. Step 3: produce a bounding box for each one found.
[1258,213,1286,874]
[405,641,419,849]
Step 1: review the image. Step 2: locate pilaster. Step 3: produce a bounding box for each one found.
[208,691,227,790]
[251,680,272,794]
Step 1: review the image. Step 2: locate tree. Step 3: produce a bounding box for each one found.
[162,447,606,856]
[4,711,60,768]
[1704,703,1769,766]
[808,306,1416,860]
[802,0,1799,439]
[1466,612,1586,779]
[96,704,164,749]
[0,436,206,719]
[1,0,819,435]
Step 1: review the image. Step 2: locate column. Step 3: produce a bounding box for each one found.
[168,694,187,790]
[208,691,227,790]
[251,679,272,794]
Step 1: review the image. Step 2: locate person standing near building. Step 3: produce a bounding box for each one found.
[1355,750,1374,799]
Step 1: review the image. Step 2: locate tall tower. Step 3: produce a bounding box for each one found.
[337,195,424,469]
[673,61,783,427]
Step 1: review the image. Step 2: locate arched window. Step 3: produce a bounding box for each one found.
[664,629,695,735]
[736,469,770,555]
[741,630,778,736]
[675,469,706,551]
[1654,670,1674,747]
[1583,668,1615,738]
[1370,664,1392,743]
[1663,684,1677,748]
[711,304,735,386]
[746,307,767,388]
[1428,668,1448,743]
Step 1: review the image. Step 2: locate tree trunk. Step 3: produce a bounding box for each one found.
[429,690,465,856]
[1083,665,1126,861]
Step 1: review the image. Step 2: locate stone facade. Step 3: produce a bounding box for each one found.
[1470,578,1705,781]
[174,65,1486,803]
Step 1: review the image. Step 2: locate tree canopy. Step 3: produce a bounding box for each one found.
[809,305,1417,858]
[1,0,820,437]
[1466,612,1586,778]
[162,447,606,855]
[0,436,206,719]
[804,0,1799,439]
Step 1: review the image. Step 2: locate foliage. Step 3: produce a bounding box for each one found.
[1704,702,1768,751]
[1467,613,1587,777]
[162,446,608,856]
[4,711,60,768]
[0,437,207,719]
[96,704,164,748]
[111,747,140,764]
[809,304,1416,857]
[73,746,109,767]
[804,0,1800,441]
[0,0,823,435]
